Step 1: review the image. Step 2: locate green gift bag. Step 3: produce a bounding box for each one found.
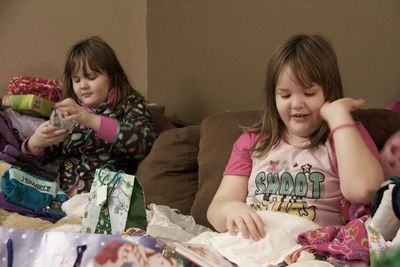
[81,164,147,235]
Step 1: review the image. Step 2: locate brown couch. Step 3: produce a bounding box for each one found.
[136,108,400,229]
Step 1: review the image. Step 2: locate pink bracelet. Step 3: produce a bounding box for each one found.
[330,123,356,136]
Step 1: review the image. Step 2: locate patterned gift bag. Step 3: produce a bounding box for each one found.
[81,164,147,235]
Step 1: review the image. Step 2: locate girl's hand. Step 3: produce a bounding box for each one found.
[320,97,365,128]
[225,202,265,241]
[28,121,68,153]
[54,98,89,125]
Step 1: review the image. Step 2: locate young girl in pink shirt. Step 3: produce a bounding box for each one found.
[207,34,384,241]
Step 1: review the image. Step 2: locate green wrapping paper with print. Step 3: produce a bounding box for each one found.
[81,165,147,235]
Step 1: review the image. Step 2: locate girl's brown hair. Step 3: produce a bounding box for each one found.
[63,36,142,107]
[248,34,344,156]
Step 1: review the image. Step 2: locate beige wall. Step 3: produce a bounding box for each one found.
[0,0,147,96]
[1,1,399,124]
[148,0,400,123]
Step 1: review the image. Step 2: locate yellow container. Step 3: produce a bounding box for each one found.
[2,94,55,118]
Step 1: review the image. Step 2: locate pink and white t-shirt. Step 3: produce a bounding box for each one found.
[224,124,378,227]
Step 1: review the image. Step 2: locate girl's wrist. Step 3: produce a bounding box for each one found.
[330,123,357,137]
[325,111,354,129]
[27,138,45,155]
[85,113,102,132]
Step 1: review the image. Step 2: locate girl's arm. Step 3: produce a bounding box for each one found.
[207,174,265,241]
[320,98,384,203]
[109,96,156,157]
[55,96,156,158]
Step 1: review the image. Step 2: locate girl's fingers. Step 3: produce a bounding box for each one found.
[243,213,265,241]
[53,129,68,135]
[242,217,259,240]
[46,134,67,145]
[350,98,365,110]
[226,219,238,236]
[227,215,265,241]
[234,218,249,239]
[251,213,265,238]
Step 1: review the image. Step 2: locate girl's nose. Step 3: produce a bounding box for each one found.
[80,79,89,89]
[292,95,305,109]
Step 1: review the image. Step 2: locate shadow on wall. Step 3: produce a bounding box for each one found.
[172,79,207,125]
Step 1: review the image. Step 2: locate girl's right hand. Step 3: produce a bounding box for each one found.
[28,121,68,153]
[225,201,265,241]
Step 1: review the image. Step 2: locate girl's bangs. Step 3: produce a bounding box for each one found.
[289,59,318,89]
[69,53,102,77]
[69,57,83,76]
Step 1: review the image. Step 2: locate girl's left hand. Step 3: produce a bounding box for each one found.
[320,97,365,127]
[54,98,89,125]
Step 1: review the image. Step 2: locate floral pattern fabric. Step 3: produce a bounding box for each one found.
[297,204,371,264]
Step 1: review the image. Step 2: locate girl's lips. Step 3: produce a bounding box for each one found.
[291,114,309,122]
[291,114,309,117]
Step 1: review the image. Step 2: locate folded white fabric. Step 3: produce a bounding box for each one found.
[146,203,212,242]
[189,211,322,267]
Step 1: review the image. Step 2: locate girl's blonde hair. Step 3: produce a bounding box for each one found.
[63,36,142,107]
[248,34,344,156]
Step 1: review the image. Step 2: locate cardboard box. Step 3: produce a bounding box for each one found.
[2,94,55,118]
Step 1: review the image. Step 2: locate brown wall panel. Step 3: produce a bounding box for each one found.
[148,0,400,123]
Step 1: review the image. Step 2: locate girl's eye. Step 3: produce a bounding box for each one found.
[281,94,290,99]
[72,78,80,83]
[87,73,97,80]
[304,92,315,97]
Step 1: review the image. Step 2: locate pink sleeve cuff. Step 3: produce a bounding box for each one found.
[21,138,45,157]
[96,116,119,144]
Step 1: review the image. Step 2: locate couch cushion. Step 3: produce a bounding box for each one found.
[352,109,400,150]
[136,125,200,215]
[191,111,259,228]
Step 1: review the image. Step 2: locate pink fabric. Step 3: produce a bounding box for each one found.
[298,214,370,264]
[224,123,377,176]
[225,132,342,226]
[387,101,400,112]
[96,116,119,144]
[21,138,45,157]
[223,132,258,176]
[224,123,378,227]
[107,88,117,104]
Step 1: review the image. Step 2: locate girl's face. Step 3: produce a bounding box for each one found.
[275,65,326,143]
[72,66,110,108]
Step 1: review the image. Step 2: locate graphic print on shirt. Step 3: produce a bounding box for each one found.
[250,160,324,221]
